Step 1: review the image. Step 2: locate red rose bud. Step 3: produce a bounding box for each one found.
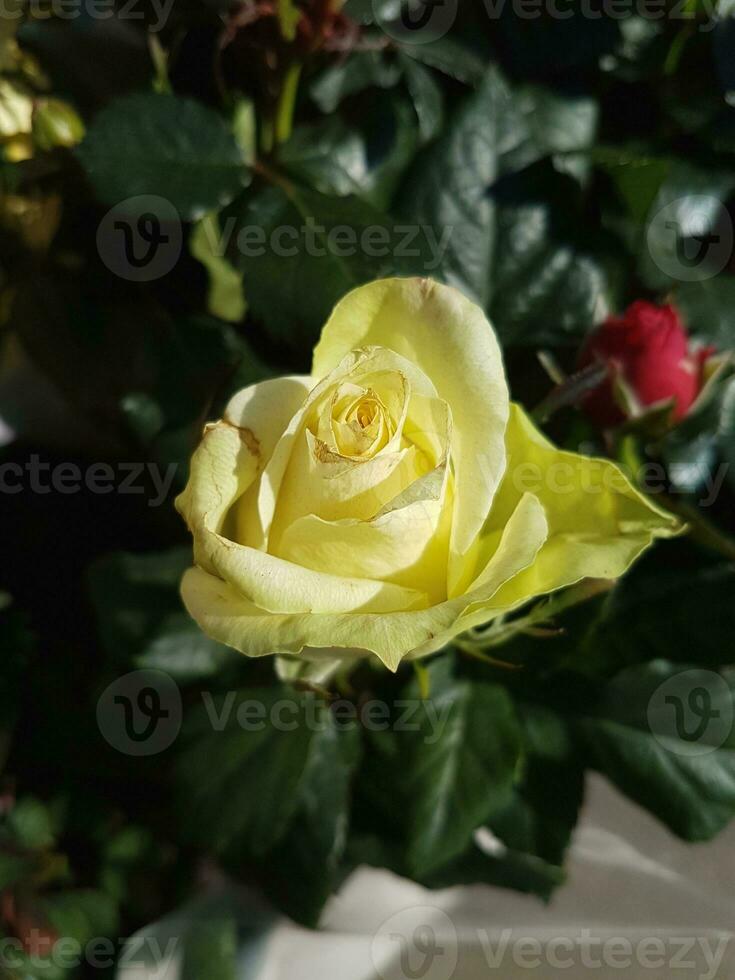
[578,301,713,428]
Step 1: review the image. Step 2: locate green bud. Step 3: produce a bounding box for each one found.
[32,99,85,151]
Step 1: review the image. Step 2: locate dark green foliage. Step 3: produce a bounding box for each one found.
[2,2,735,971]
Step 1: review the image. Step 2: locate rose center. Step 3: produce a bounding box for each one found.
[330,387,393,459]
[352,398,379,428]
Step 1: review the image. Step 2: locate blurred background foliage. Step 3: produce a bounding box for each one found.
[2,0,735,975]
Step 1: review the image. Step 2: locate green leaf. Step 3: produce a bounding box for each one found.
[0,852,34,890]
[120,391,166,446]
[99,824,159,907]
[77,93,249,219]
[354,659,523,881]
[13,277,243,461]
[150,314,245,431]
[397,69,609,335]
[398,66,536,307]
[259,713,361,926]
[342,0,391,22]
[717,377,735,492]
[663,431,718,496]
[176,687,334,857]
[190,214,247,324]
[279,119,369,198]
[713,15,735,94]
[17,14,152,117]
[279,95,419,209]
[608,15,666,80]
[7,796,56,850]
[493,9,620,77]
[403,660,523,877]
[675,277,735,348]
[89,548,234,682]
[577,661,735,841]
[398,34,491,86]
[8,951,67,980]
[44,889,119,947]
[598,149,671,225]
[309,51,402,113]
[420,703,580,901]
[226,183,428,352]
[517,85,599,183]
[179,918,237,980]
[489,170,611,346]
[121,890,273,980]
[581,559,735,673]
[232,98,256,167]
[421,841,565,901]
[490,704,583,869]
[88,548,190,667]
[277,0,300,41]
[638,162,735,290]
[135,611,235,683]
[399,55,444,144]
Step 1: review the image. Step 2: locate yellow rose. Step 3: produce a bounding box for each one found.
[176,277,678,671]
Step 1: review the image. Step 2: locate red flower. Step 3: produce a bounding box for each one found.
[578,301,713,428]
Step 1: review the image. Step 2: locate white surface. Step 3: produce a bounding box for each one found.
[119,773,735,978]
[257,774,735,980]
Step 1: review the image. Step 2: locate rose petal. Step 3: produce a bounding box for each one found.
[311,278,510,560]
[277,464,452,604]
[473,403,681,610]
[180,491,546,671]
